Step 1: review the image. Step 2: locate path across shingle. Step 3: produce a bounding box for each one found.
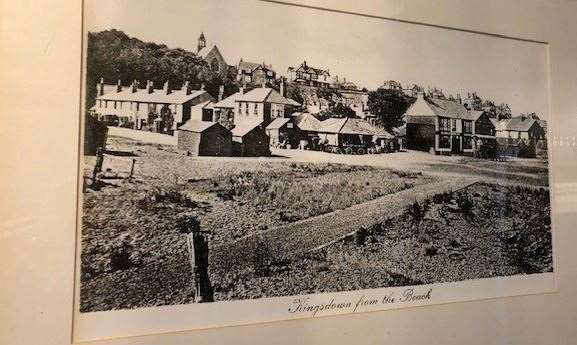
[209,177,478,273]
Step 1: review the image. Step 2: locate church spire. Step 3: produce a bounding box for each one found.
[197,32,206,53]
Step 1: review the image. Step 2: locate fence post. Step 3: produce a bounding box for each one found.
[129,158,136,178]
[93,146,104,180]
[187,231,213,303]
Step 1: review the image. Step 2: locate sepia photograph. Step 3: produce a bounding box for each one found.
[79,0,553,316]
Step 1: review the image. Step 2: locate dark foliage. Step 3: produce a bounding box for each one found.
[367,88,415,131]
[316,103,358,121]
[85,29,238,109]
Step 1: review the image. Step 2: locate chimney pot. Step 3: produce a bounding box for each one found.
[98,78,104,96]
[147,80,154,94]
[117,79,122,93]
[163,81,171,95]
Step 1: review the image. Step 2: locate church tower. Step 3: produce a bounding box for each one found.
[197,32,206,53]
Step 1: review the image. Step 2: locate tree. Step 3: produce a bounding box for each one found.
[495,103,512,120]
[285,83,306,111]
[367,88,414,131]
[85,29,236,110]
[316,103,357,121]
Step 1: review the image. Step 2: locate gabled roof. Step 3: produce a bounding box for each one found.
[292,112,322,131]
[461,110,485,121]
[339,118,392,138]
[505,117,537,132]
[179,120,220,133]
[319,118,393,137]
[537,120,547,133]
[405,95,485,121]
[197,45,219,59]
[265,117,291,130]
[96,87,210,105]
[238,60,274,73]
[231,121,263,137]
[235,88,300,106]
[212,91,242,108]
[320,118,347,133]
[188,100,214,120]
[294,62,330,76]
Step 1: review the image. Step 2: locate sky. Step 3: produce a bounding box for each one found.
[85,0,550,119]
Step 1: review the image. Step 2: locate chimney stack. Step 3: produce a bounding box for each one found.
[147,80,154,94]
[131,80,138,93]
[98,77,104,96]
[280,77,285,97]
[200,83,205,91]
[261,81,266,88]
[116,79,122,93]
[163,81,171,95]
[239,86,245,95]
[182,81,191,95]
[218,85,224,101]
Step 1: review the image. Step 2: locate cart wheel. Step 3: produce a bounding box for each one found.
[345,147,353,155]
[357,148,366,155]
[333,147,341,154]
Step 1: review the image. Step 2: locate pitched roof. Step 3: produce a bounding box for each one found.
[238,60,274,73]
[178,120,219,133]
[405,95,485,121]
[197,45,218,59]
[505,117,537,131]
[320,118,347,133]
[238,60,260,71]
[292,112,322,131]
[235,88,300,106]
[294,62,330,76]
[212,91,242,108]
[265,117,291,130]
[96,87,210,105]
[231,121,263,137]
[339,118,393,138]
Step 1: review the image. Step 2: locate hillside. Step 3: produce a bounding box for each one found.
[85,29,237,109]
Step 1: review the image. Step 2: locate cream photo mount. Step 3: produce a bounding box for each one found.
[73,0,557,342]
[74,273,556,342]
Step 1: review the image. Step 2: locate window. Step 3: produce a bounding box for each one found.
[451,119,457,132]
[463,120,473,134]
[439,134,450,148]
[439,118,450,131]
[245,103,249,115]
[254,103,258,115]
[136,103,140,111]
[114,101,117,109]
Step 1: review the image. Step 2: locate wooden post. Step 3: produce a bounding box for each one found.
[92,147,104,180]
[129,158,136,178]
[186,231,213,303]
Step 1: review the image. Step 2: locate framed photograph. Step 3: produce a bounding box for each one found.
[74,0,555,341]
